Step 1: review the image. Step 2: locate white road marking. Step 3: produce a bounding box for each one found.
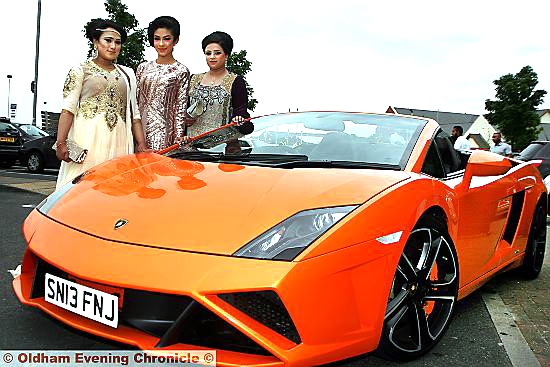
[482,292,541,367]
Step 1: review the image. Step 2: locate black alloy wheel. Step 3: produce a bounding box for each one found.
[519,202,546,279]
[26,151,44,173]
[376,217,459,361]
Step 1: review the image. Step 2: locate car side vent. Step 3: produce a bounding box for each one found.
[502,190,525,243]
[219,290,301,344]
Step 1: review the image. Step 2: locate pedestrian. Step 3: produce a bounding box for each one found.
[136,16,190,150]
[55,18,147,189]
[185,31,253,154]
[490,132,512,157]
[451,125,471,151]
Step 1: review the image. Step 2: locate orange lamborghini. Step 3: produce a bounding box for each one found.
[13,112,547,366]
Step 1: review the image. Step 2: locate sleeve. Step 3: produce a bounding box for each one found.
[62,64,84,115]
[175,67,191,137]
[135,62,145,112]
[125,65,141,120]
[506,144,512,155]
[231,75,253,135]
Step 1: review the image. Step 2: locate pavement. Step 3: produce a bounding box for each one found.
[483,260,550,366]
[0,171,56,195]
[0,171,549,366]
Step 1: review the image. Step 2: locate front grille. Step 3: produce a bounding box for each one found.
[29,256,272,356]
[219,291,301,344]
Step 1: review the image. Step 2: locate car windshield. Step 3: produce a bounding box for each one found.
[177,112,427,170]
[16,124,49,138]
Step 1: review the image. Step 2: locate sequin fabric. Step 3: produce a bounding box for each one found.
[187,73,241,141]
[136,61,190,150]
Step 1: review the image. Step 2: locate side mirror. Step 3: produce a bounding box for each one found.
[457,150,512,191]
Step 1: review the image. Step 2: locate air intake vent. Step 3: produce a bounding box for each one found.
[503,190,525,243]
[219,291,301,344]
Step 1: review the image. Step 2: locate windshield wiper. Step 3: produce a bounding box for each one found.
[166,150,224,161]
[167,151,310,165]
[221,153,309,162]
[273,160,401,170]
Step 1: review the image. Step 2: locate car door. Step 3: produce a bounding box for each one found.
[423,130,516,286]
[0,121,22,159]
[44,135,59,166]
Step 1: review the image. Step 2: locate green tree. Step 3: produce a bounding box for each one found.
[227,50,258,111]
[84,0,146,70]
[485,65,547,151]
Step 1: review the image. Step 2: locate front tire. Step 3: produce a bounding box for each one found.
[376,216,459,361]
[519,202,546,279]
[26,151,44,173]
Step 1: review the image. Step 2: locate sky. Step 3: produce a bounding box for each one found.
[1,0,549,126]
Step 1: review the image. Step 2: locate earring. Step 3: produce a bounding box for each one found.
[93,46,98,59]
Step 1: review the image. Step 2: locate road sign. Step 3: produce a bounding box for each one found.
[10,103,16,119]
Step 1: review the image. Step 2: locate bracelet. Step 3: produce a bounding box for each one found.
[56,141,67,147]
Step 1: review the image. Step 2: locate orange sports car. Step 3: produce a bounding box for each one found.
[13,112,547,366]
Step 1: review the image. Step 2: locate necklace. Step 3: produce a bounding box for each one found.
[205,71,227,86]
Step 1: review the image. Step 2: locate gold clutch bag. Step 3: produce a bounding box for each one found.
[52,140,88,164]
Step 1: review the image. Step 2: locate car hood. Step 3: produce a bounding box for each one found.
[44,153,410,255]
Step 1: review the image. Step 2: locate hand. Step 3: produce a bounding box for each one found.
[176,135,190,145]
[135,142,151,153]
[231,116,246,126]
[55,141,71,162]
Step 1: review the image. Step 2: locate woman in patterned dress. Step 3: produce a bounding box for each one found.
[136,16,190,150]
[55,18,147,188]
[186,31,253,154]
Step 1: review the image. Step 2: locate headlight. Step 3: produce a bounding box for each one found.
[233,205,358,261]
[36,172,87,215]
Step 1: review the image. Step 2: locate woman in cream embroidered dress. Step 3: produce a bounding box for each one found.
[136,16,189,150]
[187,31,253,153]
[55,19,147,188]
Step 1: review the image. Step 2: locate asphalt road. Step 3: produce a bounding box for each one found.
[0,184,522,367]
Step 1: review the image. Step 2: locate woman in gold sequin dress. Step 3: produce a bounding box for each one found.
[55,19,147,188]
[136,16,190,150]
[187,31,253,154]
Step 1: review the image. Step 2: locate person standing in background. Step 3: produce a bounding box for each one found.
[452,125,471,151]
[136,16,190,150]
[490,132,512,157]
[55,18,147,189]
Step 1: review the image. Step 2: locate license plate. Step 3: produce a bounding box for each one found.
[0,137,15,142]
[45,273,119,328]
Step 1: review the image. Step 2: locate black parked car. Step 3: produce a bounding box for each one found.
[516,141,550,178]
[20,133,60,173]
[0,120,48,168]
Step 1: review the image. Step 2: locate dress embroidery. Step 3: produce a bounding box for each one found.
[63,70,77,98]
[77,61,125,131]
[57,60,134,189]
[188,73,238,138]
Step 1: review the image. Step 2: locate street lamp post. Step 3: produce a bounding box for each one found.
[32,0,42,125]
[6,74,12,119]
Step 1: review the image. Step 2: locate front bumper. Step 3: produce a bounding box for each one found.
[13,209,397,366]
